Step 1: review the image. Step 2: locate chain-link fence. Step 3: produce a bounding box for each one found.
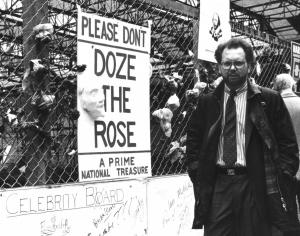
[0,0,294,188]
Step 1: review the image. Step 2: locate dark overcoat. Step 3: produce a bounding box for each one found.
[186,80,299,229]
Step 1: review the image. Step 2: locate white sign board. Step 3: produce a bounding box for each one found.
[0,175,203,236]
[77,9,151,181]
[147,175,203,236]
[0,180,147,236]
[197,0,231,62]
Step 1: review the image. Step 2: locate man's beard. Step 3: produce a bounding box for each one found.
[224,74,247,89]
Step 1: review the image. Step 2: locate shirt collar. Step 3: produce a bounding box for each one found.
[281,91,297,98]
[281,89,296,97]
[224,81,247,96]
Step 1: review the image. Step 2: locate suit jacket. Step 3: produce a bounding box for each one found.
[186,80,299,229]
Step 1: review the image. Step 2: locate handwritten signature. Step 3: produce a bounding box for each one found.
[89,195,145,236]
[41,216,71,236]
[162,182,193,235]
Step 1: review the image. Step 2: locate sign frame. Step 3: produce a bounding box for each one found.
[77,8,152,182]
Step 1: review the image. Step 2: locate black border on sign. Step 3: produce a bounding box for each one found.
[78,150,151,155]
[78,38,149,54]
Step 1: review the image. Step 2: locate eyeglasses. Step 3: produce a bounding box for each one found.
[221,61,246,69]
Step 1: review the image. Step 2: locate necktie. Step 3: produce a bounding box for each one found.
[223,90,237,167]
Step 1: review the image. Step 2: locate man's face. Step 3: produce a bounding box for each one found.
[219,47,250,90]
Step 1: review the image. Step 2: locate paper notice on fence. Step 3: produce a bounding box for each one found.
[0,180,147,236]
[77,11,151,182]
[147,175,203,236]
[291,41,300,81]
[197,0,231,62]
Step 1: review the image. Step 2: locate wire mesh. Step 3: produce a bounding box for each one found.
[0,0,294,188]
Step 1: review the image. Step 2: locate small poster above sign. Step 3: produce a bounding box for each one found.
[197,0,231,62]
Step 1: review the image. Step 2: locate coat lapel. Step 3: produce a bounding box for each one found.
[245,82,260,151]
[246,83,274,151]
[206,81,224,146]
[244,111,253,152]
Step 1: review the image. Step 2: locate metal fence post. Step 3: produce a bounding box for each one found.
[22,0,50,185]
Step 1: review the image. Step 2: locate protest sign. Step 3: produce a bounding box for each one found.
[77,9,151,181]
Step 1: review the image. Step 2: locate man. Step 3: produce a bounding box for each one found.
[273,75,300,143]
[186,38,299,236]
[273,73,300,220]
